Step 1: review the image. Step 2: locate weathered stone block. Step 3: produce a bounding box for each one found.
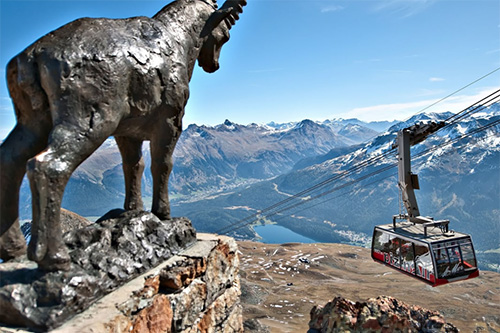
[132,295,173,333]
[160,257,207,290]
[170,279,208,331]
[196,281,242,333]
[120,234,242,333]
[221,303,244,333]
[203,235,239,305]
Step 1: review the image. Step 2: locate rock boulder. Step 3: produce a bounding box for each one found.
[309,295,459,333]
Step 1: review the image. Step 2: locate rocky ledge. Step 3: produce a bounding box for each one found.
[0,210,196,331]
[51,233,243,332]
[309,295,459,333]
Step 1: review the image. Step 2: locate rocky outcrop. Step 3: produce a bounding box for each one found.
[0,210,196,331]
[309,296,459,333]
[20,208,93,239]
[50,233,243,332]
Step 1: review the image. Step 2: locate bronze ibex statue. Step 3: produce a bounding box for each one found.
[0,0,246,271]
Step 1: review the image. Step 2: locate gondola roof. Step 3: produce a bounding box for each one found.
[375,222,472,244]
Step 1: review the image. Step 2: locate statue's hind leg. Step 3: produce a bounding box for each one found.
[150,113,183,220]
[1,54,52,262]
[0,123,50,261]
[115,136,145,211]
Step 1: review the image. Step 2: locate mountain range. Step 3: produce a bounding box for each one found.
[16,118,391,218]
[14,106,499,270]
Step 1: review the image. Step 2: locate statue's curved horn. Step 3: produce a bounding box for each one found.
[203,0,247,34]
[218,0,246,28]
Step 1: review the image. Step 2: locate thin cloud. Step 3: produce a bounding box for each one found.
[343,99,434,122]
[338,87,500,122]
[321,5,344,14]
[374,0,437,18]
[429,77,445,82]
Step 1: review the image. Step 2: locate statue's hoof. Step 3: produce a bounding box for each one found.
[27,240,47,262]
[37,251,71,272]
[152,210,171,221]
[0,243,27,262]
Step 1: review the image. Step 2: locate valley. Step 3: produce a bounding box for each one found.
[238,240,500,332]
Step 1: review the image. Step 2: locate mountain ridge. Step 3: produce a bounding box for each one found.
[16,117,390,218]
[171,104,500,271]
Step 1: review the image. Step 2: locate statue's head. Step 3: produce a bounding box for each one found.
[198,0,246,73]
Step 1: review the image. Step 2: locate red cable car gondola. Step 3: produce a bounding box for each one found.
[372,222,479,286]
[371,124,479,286]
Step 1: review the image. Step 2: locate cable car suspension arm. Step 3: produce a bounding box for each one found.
[391,121,451,232]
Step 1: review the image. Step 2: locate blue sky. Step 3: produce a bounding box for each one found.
[1,0,499,139]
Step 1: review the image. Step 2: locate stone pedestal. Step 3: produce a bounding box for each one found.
[0,231,243,332]
[0,210,197,331]
[54,233,242,332]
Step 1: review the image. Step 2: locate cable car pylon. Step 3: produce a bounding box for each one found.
[371,122,480,287]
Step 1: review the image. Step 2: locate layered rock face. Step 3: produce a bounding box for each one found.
[309,296,459,333]
[51,233,243,332]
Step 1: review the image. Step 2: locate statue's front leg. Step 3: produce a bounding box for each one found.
[150,116,183,220]
[28,121,115,271]
[27,147,72,271]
